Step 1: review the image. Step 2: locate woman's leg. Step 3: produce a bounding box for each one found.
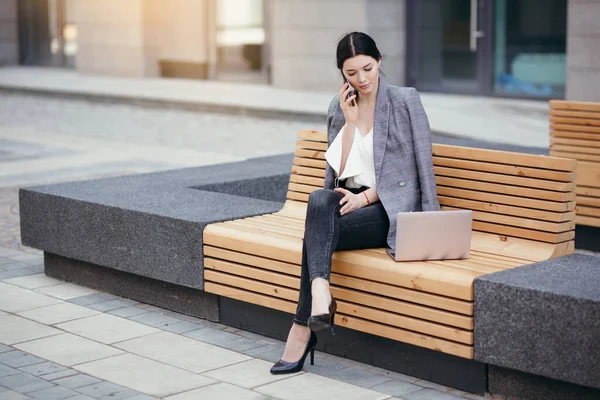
[280,189,388,362]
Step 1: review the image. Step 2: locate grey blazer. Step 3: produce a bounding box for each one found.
[324,75,441,249]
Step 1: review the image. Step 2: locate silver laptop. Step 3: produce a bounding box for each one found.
[386,210,473,261]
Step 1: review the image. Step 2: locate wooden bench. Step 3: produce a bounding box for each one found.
[203,130,576,360]
[549,100,600,228]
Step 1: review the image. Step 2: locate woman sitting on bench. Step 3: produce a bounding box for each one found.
[270,31,440,375]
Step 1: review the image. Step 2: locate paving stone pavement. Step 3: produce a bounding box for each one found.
[0,93,596,399]
[0,249,487,400]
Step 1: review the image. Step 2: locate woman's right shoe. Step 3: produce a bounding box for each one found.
[270,331,318,375]
[307,298,337,334]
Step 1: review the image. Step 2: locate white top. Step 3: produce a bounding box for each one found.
[324,124,376,189]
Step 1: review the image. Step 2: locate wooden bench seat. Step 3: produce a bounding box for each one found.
[550,100,600,228]
[203,130,576,359]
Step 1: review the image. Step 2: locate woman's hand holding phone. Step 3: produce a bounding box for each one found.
[339,82,358,125]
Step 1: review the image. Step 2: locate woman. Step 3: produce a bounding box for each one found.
[270,32,440,374]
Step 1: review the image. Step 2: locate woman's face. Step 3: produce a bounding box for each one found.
[342,54,381,95]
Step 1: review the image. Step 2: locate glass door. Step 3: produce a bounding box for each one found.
[407,0,490,94]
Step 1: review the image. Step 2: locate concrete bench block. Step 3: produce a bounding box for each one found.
[20,154,292,290]
[474,254,600,390]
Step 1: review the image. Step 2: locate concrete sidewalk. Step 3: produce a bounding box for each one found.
[0,66,550,148]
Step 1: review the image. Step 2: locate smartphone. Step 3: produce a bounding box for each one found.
[345,79,356,106]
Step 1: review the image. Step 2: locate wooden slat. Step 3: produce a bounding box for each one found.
[550,123,600,135]
[433,157,575,182]
[550,100,600,112]
[550,109,600,120]
[469,231,567,262]
[288,182,321,194]
[293,157,327,169]
[286,191,309,202]
[432,144,576,172]
[294,148,326,160]
[550,116,600,127]
[576,205,600,218]
[205,270,298,301]
[433,166,574,192]
[291,165,326,178]
[550,151,600,163]
[550,129,600,141]
[577,195,600,208]
[436,187,574,212]
[205,281,296,313]
[435,176,574,202]
[550,144,600,156]
[296,140,328,151]
[290,174,325,187]
[204,246,301,276]
[471,221,574,244]
[297,130,328,142]
[550,137,600,148]
[577,186,600,198]
[576,162,600,187]
[437,196,574,222]
[205,282,473,358]
[443,206,574,233]
[204,245,474,315]
[576,215,600,227]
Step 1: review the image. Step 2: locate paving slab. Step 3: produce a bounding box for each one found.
[0,365,21,378]
[74,354,217,398]
[254,372,389,400]
[0,283,62,313]
[203,359,302,389]
[0,315,60,345]
[25,385,78,400]
[51,375,101,390]
[3,275,62,290]
[73,382,131,398]
[18,362,68,378]
[0,373,54,394]
[17,303,100,325]
[85,299,138,313]
[0,352,46,369]
[165,382,271,400]
[106,306,150,319]
[55,314,159,345]
[159,321,204,335]
[36,284,98,300]
[0,390,33,399]
[367,379,424,397]
[14,333,123,367]
[403,388,467,400]
[113,331,250,374]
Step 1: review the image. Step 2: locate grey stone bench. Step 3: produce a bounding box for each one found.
[475,253,600,399]
[20,154,293,319]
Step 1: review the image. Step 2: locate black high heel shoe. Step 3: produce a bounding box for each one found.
[307,298,337,334]
[270,331,318,375]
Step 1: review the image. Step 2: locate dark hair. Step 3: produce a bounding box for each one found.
[336,32,382,73]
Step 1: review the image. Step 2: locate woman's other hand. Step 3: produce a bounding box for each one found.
[339,83,358,125]
[335,188,368,215]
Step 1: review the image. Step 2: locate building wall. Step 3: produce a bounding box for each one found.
[566,0,600,101]
[0,0,18,65]
[72,0,207,78]
[269,0,407,92]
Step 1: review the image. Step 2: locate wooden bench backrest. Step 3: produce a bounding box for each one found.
[287,130,577,245]
[549,100,600,227]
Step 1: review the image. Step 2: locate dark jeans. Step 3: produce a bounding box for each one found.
[292,188,389,326]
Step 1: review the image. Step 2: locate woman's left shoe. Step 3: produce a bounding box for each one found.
[307,298,337,334]
[270,331,318,375]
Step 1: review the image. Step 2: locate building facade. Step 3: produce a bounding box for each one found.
[1,0,599,101]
